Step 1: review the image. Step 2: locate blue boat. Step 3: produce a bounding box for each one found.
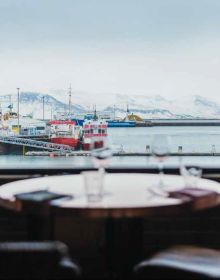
[106,105,136,127]
[71,117,136,127]
[71,109,136,127]
[71,114,93,126]
[106,120,136,127]
[72,118,84,126]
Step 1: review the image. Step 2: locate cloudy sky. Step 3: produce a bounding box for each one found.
[0,0,220,102]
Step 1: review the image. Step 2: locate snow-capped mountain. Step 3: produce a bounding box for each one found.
[0,91,220,119]
[103,94,220,119]
[0,92,85,119]
[48,89,220,118]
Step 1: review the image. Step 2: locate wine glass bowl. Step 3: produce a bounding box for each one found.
[91,145,113,169]
[150,134,171,193]
[151,134,171,162]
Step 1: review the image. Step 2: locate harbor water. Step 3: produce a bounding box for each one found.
[108,126,220,154]
[1,126,220,168]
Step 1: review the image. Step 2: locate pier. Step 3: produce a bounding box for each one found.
[25,151,220,157]
[137,119,220,127]
[0,136,75,153]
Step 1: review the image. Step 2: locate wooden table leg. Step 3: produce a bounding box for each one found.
[106,218,144,278]
[24,202,53,241]
[27,214,51,241]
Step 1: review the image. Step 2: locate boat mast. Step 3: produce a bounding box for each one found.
[17,88,20,134]
[68,84,72,120]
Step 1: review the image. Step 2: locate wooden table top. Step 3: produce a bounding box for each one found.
[0,173,220,218]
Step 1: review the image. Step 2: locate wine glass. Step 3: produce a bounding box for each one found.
[90,136,113,198]
[151,134,171,196]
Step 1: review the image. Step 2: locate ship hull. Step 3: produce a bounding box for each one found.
[107,121,136,127]
[51,137,78,148]
[82,140,104,151]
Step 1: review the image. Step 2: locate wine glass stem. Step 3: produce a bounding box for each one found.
[99,166,105,176]
[158,161,164,187]
[98,166,105,198]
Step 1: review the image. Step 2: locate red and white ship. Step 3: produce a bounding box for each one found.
[48,120,81,148]
[82,119,108,150]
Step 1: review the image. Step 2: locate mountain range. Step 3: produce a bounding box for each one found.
[0,91,220,119]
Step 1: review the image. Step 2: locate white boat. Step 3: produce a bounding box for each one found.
[82,119,108,150]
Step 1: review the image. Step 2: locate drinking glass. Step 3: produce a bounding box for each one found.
[151,134,171,195]
[180,165,202,188]
[82,171,104,202]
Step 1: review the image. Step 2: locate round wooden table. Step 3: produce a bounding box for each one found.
[0,173,220,277]
[0,173,220,217]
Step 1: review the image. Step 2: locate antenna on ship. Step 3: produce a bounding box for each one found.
[9,95,12,114]
[17,88,20,134]
[50,103,53,121]
[42,96,45,121]
[68,84,72,120]
[126,103,129,121]
[93,105,98,120]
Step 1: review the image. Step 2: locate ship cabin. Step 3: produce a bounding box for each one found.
[82,120,108,150]
[48,120,81,139]
[83,120,108,137]
[6,117,47,136]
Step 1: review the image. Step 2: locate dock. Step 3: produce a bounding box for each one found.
[0,136,75,153]
[25,151,91,156]
[25,151,220,157]
[136,119,220,127]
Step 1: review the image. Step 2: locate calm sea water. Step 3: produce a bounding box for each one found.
[1,126,220,168]
[108,126,220,153]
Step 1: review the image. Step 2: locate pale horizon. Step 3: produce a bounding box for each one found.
[1,0,220,103]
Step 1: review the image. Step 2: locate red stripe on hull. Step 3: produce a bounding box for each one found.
[82,140,104,150]
[51,138,78,148]
[83,143,90,151]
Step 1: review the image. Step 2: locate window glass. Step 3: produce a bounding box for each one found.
[0,0,220,168]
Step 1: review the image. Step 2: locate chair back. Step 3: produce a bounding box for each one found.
[0,241,81,279]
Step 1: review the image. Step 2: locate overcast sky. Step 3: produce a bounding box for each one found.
[1,0,220,101]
